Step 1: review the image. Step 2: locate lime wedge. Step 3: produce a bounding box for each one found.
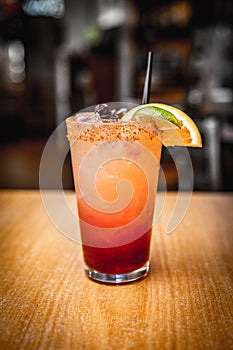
[132,106,181,129]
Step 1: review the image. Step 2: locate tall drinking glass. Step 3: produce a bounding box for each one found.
[66,103,162,284]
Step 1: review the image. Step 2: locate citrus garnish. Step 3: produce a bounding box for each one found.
[122,103,202,147]
[132,105,181,128]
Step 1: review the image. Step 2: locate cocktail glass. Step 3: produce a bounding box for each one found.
[66,103,162,284]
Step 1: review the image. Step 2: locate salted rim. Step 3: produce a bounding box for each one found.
[66,112,161,143]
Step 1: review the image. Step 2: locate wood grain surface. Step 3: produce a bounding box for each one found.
[0,191,233,350]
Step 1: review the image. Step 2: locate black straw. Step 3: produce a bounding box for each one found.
[142,51,153,104]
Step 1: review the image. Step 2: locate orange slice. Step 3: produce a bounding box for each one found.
[122,103,202,147]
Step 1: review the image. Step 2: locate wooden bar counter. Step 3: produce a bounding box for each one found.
[0,191,232,349]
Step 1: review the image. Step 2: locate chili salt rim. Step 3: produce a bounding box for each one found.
[66,112,158,143]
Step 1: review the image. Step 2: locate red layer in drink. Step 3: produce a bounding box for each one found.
[82,229,152,274]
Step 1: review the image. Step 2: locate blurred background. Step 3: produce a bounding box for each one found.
[0,0,232,191]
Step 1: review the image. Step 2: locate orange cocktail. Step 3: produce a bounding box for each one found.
[66,105,161,283]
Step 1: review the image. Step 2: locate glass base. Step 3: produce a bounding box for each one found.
[84,262,150,284]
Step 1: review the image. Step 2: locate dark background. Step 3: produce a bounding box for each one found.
[0,0,232,190]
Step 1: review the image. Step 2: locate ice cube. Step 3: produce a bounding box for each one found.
[115,108,127,119]
[95,104,112,118]
[95,104,127,122]
[74,112,101,124]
